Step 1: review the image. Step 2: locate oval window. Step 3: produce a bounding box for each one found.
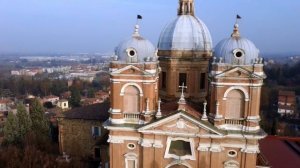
[233,49,245,58]
[126,48,137,57]
[228,150,237,157]
[127,143,136,150]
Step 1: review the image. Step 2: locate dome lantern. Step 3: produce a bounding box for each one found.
[178,0,195,16]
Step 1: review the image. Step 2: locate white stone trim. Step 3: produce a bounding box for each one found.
[210,143,223,152]
[225,133,266,140]
[145,69,157,74]
[165,160,193,168]
[109,108,121,114]
[218,124,244,131]
[107,135,164,148]
[138,112,224,136]
[124,153,138,168]
[109,135,141,143]
[211,82,263,87]
[120,83,144,96]
[223,86,250,101]
[221,143,245,149]
[107,135,124,144]
[164,137,196,161]
[242,126,260,132]
[197,143,211,151]
[241,145,260,154]
[224,160,240,168]
[109,68,118,72]
[246,116,261,121]
[111,79,157,83]
[254,72,265,76]
[139,129,223,138]
[153,140,163,148]
[110,118,125,124]
[219,124,260,132]
[105,125,137,131]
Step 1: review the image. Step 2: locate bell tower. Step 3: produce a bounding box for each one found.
[210,23,266,132]
[157,0,213,103]
[108,24,160,125]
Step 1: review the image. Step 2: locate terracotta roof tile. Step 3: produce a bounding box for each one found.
[161,101,201,119]
[61,102,110,121]
[259,136,300,168]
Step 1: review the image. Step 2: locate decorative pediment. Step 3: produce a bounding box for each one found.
[111,65,152,76]
[224,160,240,168]
[214,67,263,79]
[138,112,224,137]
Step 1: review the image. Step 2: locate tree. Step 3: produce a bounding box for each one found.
[30,99,49,136]
[69,87,81,107]
[16,104,32,141]
[87,88,95,98]
[3,112,18,144]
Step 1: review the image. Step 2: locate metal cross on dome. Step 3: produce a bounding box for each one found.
[179,83,187,100]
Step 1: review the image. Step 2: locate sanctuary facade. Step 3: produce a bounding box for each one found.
[104,0,267,168]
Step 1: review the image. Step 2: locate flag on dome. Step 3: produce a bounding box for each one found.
[237,15,242,19]
[137,15,142,19]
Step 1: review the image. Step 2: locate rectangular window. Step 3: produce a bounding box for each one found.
[200,73,206,90]
[169,140,192,156]
[92,126,101,137]
[162,72,167,89]
[127,160,136,168]
[179,73,187,87]
[94,147,101,158]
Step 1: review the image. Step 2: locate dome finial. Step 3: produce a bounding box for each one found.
[133,24,140,37]
[231,15,242,38]
[133,15,143,37]
[178,0,195,16]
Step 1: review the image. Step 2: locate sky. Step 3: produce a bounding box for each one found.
[0,0,299,56]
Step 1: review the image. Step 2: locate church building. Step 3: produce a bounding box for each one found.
[104,0,268,167]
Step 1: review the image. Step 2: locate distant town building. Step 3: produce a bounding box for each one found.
[57,103,110,166]
[57,99,69,110]
[60,91,71,99]
[278,91,296,116]
[0,98,14,112]
[42,95,60,106]
[11,68,43,76]
[95,91,109,101]
[81,98,104,106]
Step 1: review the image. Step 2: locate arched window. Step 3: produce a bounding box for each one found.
[123,86,140,113]
[225,90,245,118]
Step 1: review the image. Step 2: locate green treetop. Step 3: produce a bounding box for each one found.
[30,98,49,136]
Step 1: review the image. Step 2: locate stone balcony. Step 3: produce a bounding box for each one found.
[123,113,140,123]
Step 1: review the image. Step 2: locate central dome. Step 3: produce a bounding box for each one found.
[158,15,212,52]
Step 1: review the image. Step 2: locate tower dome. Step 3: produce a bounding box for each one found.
[115,25,156,63]
[214,24,259,65]
[158,15,212,52]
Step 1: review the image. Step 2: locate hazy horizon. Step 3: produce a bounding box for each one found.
[0,0,300,55]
